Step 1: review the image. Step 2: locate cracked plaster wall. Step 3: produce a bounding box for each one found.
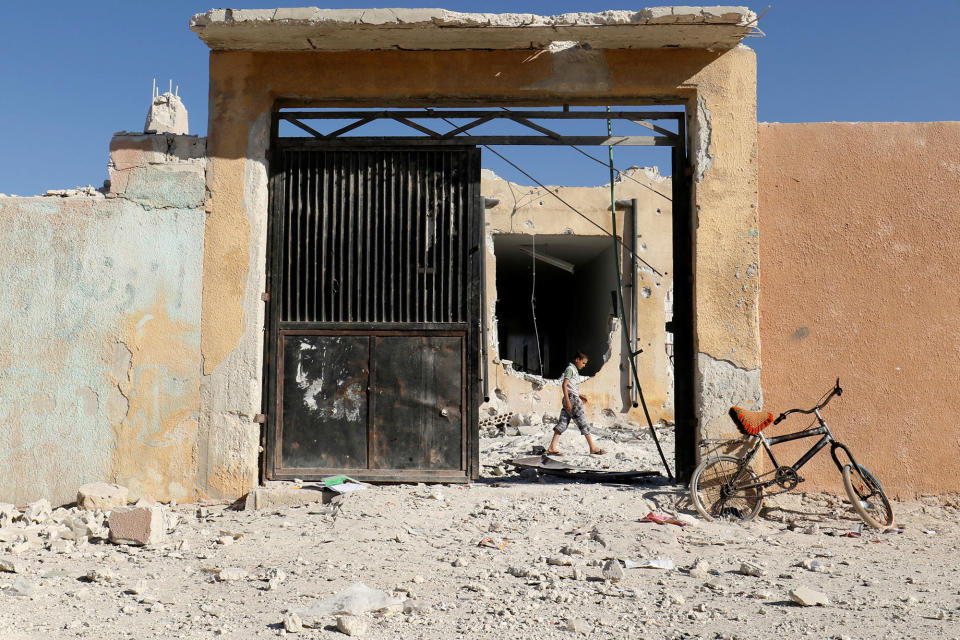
[0,134,205,506]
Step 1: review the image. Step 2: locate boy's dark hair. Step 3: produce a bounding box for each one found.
[573,351,588,361]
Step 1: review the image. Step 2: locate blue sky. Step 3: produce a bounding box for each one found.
[1,1,957,195]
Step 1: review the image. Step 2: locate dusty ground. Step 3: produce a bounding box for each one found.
[2,425,959,640]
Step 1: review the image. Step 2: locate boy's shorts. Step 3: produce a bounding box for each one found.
[553,398,591,436]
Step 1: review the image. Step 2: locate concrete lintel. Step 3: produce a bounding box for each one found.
[190,6,758,52]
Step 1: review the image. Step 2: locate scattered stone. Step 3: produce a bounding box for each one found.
[77,483,129,512]
[336,614,369,637]
[412,575,425,584]
[109,506,166,546]
[789,586,830,607]
[267,568,287,590]
[216,567,249,582]
[602,559,624,582]
[800,559,830,573]
[283,611,302,633]
[0,503,16,527]
[571,567,586,581]
[739,561,767,577]
[0,558,26,573]
[3,577,37,597]
[86,568,117,584]
[547,556,572,566]
[566,618,591,633]
[452,557,469,567]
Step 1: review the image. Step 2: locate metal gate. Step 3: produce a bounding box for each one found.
[264,145,482,482]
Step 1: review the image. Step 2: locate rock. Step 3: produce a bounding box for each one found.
[412,575,425,584]
[571,567,586,581]
[283,611,302,633]
[267,568,287,590]
[739,561,767,577]
[789,586,829,607]
[489,465,506,477]
[24,499,52,524]
[566,618,591,633]
[86,568,117,584]
[601,559,624,582]
[336,614,369,637]
[452,557,469,567]
[0,558,26,573]
[216,567,249,582]
[547,556,572,566]
[800,559,830,573]
[77,483,129,512]
[0,503,17,527]
[3,577,37,597]
[108,506,165,546]
[48,539,74,554]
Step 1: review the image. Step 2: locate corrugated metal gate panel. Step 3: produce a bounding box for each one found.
[279,148,472,324]
[266,145,480,483]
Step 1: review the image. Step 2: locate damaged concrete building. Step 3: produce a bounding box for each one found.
[1,6,958,507]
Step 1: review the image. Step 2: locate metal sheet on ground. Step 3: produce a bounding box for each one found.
[507,455,661,483]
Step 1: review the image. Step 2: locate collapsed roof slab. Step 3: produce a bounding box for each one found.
[190,6,759,52]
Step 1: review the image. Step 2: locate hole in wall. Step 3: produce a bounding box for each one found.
[493,233,617,379]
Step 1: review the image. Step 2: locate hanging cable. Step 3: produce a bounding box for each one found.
[432,113,663,277]
[530,215,544,377]
[606,107,674,481]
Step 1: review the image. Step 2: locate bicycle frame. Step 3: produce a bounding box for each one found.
[729,405,862,493]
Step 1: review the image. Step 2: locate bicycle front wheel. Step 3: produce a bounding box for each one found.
[690,456,764,522]
[842,463,894,529]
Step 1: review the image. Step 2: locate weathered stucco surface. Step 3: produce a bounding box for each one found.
[0,134,205,505]
[759,122,960,497]
[202,44,760,491]
[481,169,674,427]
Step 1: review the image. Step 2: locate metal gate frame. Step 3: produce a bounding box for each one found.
[263,141,483,483]
[262,105,696,482]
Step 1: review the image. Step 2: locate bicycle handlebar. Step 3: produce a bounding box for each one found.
[773,378,842,424]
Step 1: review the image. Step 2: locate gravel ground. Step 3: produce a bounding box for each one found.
[1,426,959,640]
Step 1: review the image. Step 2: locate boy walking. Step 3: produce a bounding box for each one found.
[547,351,606,456]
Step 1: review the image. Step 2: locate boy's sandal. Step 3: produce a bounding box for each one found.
[589,448,606,455]
[545,450,564,456]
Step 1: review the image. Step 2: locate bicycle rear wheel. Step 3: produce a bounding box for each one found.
[842,463,894,529]
[690,456,764,522]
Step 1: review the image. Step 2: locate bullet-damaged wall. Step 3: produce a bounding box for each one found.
[0,134,206,506]
[480,168,674,428]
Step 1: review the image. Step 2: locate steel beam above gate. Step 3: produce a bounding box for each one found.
[276,108,683,146]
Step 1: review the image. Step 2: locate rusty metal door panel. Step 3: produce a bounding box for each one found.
[370,335,463,470]
[279,333,369,469]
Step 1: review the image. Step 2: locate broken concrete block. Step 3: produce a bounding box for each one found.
[601,559,624,581]
[243,484,336,511]
[145,91,189,135]
[0,503,16,527]
[0,558,26,574]
[78,482,129,512]
[789,586,829,607]
[108,506,165,546]
[23,499,51,524]
[336,614,369,637]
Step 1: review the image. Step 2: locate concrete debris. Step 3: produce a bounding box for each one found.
[3,577,37,597]
[283,611,302,633]
[0,558,26,573]
[216,567,249,582]
[86,568,117,584]
[738,561,767,577]
[43,185,103,198]
[601,558,623,581]
[77,482,130,512]
[336,614,369,637]
[566,618,591,633]
[23,499,51,524]
[108,505,165,546]
[0,503,16,528]
[145,91,189,135]
[789,586,830,607]
[243,483,336,511]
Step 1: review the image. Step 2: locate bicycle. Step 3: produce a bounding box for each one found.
[689,379,895,529]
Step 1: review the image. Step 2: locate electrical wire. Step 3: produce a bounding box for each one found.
[530,216,544,377]
[606,107,674,481]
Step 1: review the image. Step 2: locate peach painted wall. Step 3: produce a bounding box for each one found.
[759,122,960,498]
